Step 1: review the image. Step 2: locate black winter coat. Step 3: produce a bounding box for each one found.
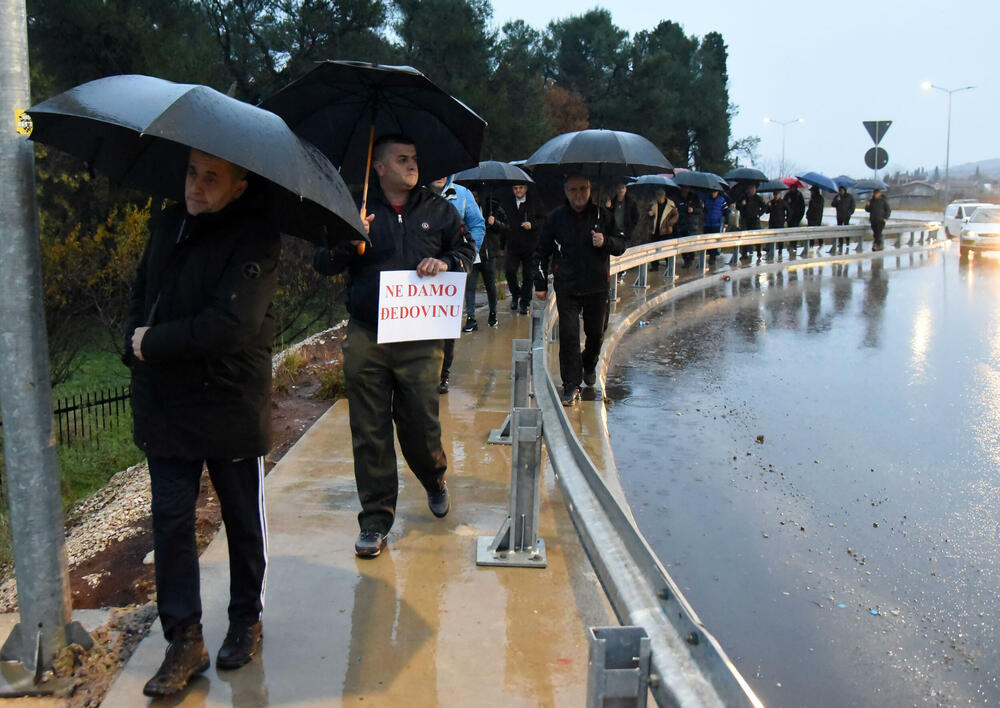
[125,197,280,460]
[865,196,891,223]
[533,202,627,296]
[784,189,806,226]
[806,192,825,226]
[675,192,705,236]
[313,184,474,330]
[502,189,547,254]
[738,193,767,230]
[766,197,789,228]
[832,192,856,222]
[481,198,508,262]
[609,194,640,239]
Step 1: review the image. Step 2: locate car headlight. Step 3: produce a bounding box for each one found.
[964,231,978,239]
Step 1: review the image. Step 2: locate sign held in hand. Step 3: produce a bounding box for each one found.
[377,270,468,344]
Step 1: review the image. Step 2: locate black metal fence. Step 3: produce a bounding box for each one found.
[51,386,131,447]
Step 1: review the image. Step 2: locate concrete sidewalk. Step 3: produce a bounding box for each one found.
[103,309,614,706]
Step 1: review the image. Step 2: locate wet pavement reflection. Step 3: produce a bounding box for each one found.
[606,250,1000,706]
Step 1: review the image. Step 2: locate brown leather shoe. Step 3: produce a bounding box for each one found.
[143,624,210,697]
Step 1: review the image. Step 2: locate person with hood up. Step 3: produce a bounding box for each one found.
[675,184,705,268]
[737,183,766,261]
[766,190,790,257]
[700,189,729,264]
[806,186,825,227]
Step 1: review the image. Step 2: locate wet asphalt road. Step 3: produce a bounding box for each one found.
[605,247,1000,706]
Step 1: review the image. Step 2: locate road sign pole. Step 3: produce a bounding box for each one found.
[0,0,91,676]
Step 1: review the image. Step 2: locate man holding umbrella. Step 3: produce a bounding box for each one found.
[126,148,278,696]
[313,134,474,557]
[533,175,627,405]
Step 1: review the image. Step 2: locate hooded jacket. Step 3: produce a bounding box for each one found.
[865,195,892,223]
[533,201,627,296]
[313,183,474,330]
[806,190,825,226]
[832,190,856,223]
[784,189,806,225]
[439,177,485,251]
[125,194,280,460]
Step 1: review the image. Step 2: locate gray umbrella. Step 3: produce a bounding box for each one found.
[724,167,768,182]
[673,171,728,191]
[26,74,366,246]
[452,160,533,187]
[524,129,672,181]
[854,178,889,192]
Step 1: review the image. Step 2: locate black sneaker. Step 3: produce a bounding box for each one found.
[463,317,478,332]
[438,376,449,394]
[488,312,497,327]
[510,300,519,311]
[427,482,450,518]
[143,624,210,697]
[560,386,580,407]
[217,621,263,670]
[355,528,387,558]
[583,369,597,387]
[519,306,529,315]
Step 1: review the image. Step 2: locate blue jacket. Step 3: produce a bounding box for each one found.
[701,193,729,230]
[439,177,485,251]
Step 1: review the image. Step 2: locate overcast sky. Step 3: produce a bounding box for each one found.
[489,0,997,178]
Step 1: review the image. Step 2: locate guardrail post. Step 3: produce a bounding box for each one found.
[636,262,648,289]
[477,407,546,568]
[488,339,531,445]
[664,255,675,284]
[765,241,775,260]
[695,249,706,273]
[895,230,903,249]
[609,273,619,302]
[587,626,651,708]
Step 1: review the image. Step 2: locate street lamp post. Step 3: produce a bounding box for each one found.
[763,117,804,177]
[922,81,975,204]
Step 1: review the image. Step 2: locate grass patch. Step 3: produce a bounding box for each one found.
[273,348,308,392]
[316,364,346,400]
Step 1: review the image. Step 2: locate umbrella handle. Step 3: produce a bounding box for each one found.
[357,124,375,256]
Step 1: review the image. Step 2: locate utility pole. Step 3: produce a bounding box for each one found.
[0,0,91,679]
[922,82,975,205]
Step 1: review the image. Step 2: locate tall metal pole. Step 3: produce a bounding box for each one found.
[763,117,804,177]
[0,0,89,674]
[923,82,974,206]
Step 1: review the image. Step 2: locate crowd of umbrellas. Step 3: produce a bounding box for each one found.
[24,62,890,252]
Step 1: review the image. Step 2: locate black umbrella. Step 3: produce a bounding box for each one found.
[524,129,672,182]
[260,60,487,215]
[724,167,768,182]
[452,160,533,188]
[757,179,791,193]
[854,178,888,192]
[626,173,678,199]
[26,74,366,246]
[673,170,728,191]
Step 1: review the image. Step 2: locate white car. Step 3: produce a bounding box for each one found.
[945,200,991,237]
[959,206,1000,260]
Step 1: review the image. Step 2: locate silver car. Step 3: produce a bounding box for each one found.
[959,206,1000,261]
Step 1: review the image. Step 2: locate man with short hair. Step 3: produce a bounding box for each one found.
[503,182,546,314]
[830,185,856,252]
[533,175,627,406]
[313,135,474,558]
[126,148,278,697]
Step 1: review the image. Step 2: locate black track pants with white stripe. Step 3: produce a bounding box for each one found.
[148,456,267,641]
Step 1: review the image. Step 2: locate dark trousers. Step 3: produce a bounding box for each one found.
[148,455,266,641]
[556,290,610,390]
[465,257,498,316]
[343,321,447,533]
[504,249,533,309]
[872,220,886,248]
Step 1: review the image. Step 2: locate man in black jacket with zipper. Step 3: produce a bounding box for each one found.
[125,148,278,697]
[313,134,474,558]
[533,174,627,406]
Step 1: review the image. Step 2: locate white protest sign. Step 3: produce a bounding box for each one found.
[377,270,468,344]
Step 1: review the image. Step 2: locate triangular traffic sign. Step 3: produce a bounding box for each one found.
[863,120,892,145]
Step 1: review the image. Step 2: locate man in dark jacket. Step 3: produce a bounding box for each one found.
[830,186,856,252]
[468,194,507,327]
[126,149,278,697]
[767,191,790,256]
[737,183,766,261]
[533,175,627,406]
[865,188,892,250]
[313,134,474,558]
[675,185,705,267]
[785,187,806,228]
[607,181,640,240]
[503,182,546,314]
[806,186,824,227]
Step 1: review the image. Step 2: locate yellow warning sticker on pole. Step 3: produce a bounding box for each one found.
[15,109,32,136]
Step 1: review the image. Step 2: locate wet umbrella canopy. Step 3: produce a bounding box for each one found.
[673,170,729,192]
[26,74,366,246]
[260,61,487,186]
[854,178,889,192]
[524,129,672,181]
[724,167,768,182]
[834,175,856,189]
[796,171,838,193]
[452,160,533,187]
[757,179,791,193]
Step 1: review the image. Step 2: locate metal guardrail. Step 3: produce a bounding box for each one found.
[531,219,943,707]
